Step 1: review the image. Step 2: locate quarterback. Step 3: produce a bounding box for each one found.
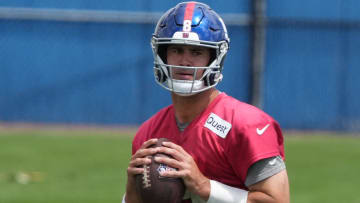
[125,1,289,203]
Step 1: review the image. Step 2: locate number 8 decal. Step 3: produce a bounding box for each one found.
[183,20,192,32]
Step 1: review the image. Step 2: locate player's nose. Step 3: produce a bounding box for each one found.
[179,52,193,67]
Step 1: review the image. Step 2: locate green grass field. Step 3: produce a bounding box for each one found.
[0,127,359,203]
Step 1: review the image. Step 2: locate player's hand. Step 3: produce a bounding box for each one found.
[154,141,211,201]
[127,138,159,176]
[125,138,159,203]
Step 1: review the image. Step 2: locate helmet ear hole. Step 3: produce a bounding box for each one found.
[155,68,167,83]
[158,45,168,63]
[208,49,217,66]
[204,73,216,86]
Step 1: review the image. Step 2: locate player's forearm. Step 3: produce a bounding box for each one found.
[247,191,289,203]
[247,170,290,203]
[247,191,278,203]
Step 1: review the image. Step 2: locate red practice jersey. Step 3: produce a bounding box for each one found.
[132,92,285,190]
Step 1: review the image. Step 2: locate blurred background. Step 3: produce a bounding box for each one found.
[1,0,359,132]
[1,1,360,203]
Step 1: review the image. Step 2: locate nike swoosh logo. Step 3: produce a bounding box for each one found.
[256,124,270,135]
[269,159,277,165]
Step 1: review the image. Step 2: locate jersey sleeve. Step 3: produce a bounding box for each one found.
[245,155,285,186]
[225,115,285,184]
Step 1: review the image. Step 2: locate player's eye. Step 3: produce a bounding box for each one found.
[169,47,183,54]
[192,50,202,56]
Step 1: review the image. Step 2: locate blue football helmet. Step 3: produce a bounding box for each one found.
[151,1,230,96]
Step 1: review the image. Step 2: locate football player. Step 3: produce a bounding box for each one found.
[124,1,289,203]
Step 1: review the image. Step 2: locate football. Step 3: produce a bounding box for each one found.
[135,138,185,203]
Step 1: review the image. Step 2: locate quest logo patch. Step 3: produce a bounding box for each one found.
[204,113,232,138]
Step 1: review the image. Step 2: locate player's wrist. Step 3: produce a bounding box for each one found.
[207,180,248,203]
[194,177,211,201]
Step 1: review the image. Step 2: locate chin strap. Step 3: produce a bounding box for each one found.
[167,79,206,96]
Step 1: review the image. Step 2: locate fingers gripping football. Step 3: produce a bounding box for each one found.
[154,142,190,176]
[134,138,186,203]
[127,138,159,176]
[155,141,210,199]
